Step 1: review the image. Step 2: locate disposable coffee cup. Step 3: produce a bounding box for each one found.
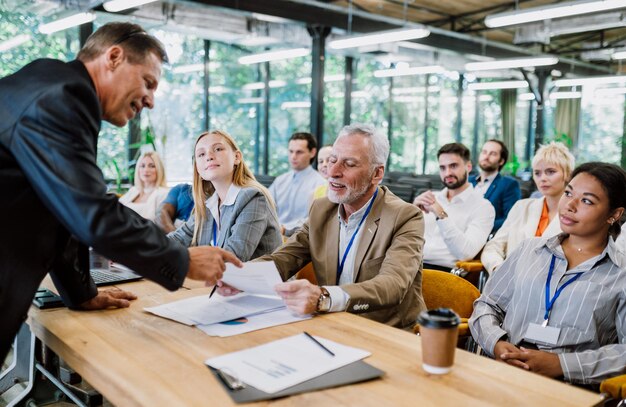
[89,248,109,271]
[417,308,460,375]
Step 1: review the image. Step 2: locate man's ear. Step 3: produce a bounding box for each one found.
[466,160,473,173]
[372,166,384,183]
[106,45,125,71]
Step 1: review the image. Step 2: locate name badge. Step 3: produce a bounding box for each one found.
[524,322,560,346]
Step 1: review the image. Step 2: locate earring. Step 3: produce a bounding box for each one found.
[609,218,615,225]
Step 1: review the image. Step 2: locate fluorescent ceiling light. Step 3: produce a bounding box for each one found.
[612,50,626,60]
[238,97,264,104]
[103,0,157,12]
[237,36,280,47]
[465,56,558,71]
[374,65,445,78]
[238,48,310,65]
[468,80,528,90]
[392,86,441,95]
[485,0,626,28]
[329,27,430,50]
[550,91,582,99]
[0,34,31,52]
[295,74,346,85]
[281,101,311,109]
[242,80,286,90]
[171,63,220,74]
[208,86,229,94]
[555,76,626,86]
[351,91,369,98]
[39,12,95,35]
[518,92,536,101]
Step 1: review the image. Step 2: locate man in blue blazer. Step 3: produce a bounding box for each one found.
[0,22,241,362]
[470,140,521,233]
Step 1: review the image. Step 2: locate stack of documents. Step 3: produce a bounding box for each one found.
[205,333,372,394]
[144,262,311,336]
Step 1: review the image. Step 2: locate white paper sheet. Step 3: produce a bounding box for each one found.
[221,261,283,296]
[144,293,284,326]
[205,334,371,394]
[197,308,311,337]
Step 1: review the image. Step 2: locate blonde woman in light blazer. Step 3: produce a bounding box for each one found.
[481,142,574,273]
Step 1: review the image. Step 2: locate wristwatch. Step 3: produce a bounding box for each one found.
[316,287,332,313]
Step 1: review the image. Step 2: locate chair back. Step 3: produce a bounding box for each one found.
[295,262,318,285]
[422,268,480,319]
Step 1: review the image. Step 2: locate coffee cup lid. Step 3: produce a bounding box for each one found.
[417,308,460,329]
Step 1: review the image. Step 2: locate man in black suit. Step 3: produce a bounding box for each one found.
[0,22,241,362]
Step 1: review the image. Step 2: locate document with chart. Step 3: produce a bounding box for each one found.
[205,333,371,394]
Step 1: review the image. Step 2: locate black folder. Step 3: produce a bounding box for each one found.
[209,360,384,403]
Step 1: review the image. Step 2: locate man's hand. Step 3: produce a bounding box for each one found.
[214,280,241,297]
[413,190,436,213]
[80,289,137,310]
[274,280,321,315]
[187,247,243,285]
[500,347,563,378]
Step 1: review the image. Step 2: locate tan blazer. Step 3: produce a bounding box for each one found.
[481,197,561,273]
[259,186,426,329]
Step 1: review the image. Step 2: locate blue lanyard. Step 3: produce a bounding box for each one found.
[212,220,218,247]
[544,254,584,323]
[337,188,378,284]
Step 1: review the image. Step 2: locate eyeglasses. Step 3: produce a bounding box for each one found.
[113,29,147,45]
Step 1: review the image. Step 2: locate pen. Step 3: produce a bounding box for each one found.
[303,331,335,357]
[209,284,218,298]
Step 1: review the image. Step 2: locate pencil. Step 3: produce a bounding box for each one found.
[303,331,335,356]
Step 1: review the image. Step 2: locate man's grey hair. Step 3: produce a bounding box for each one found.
[336,123,389,168]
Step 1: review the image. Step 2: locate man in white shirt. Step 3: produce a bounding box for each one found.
[269,132,326,236]
[413,142,495,270]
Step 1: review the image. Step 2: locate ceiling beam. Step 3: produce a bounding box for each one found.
[184,0,611,75]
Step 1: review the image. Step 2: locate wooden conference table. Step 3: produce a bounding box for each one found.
[28,279,603,407]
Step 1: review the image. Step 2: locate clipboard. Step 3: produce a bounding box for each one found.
[209,360,384,403]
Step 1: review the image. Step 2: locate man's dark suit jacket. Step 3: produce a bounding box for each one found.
[0,59,189,361]
[470,173,521,233]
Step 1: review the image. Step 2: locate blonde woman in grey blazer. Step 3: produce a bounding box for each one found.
[169,130,281,262]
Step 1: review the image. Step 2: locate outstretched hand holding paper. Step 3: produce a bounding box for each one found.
[220,261,283,296]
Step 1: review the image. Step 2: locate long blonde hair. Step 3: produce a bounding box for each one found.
[191,130,275,245]
[134,151,167,191]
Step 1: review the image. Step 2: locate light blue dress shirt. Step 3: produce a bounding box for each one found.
[269,165,325,233]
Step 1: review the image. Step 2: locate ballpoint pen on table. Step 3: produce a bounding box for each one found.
[303,331,335,356]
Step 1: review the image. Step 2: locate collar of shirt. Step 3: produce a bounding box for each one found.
[477,173,496,185]
[538,233,624,271]
[291,165,314,180]
[436,183,476,204]
[205,184,242,228]
[336,190,377,228]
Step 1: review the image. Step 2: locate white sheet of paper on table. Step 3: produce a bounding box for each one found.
[197,308,311,337]
[205,333,371,394]
[221,261,283,296]
[144,292,284,326]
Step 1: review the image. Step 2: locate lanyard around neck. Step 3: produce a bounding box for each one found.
[212,220,218,247]
[543,254,584,324]
[336,188,378,284]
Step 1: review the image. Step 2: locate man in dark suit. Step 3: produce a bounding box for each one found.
[0,22,241,362]
[470,139,521,233]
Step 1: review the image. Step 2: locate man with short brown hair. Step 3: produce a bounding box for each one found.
[0,22,241,362]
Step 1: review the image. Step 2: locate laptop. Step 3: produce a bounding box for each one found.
[91,263,143,286]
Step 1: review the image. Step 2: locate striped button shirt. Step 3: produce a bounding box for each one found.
[469,234,626,384]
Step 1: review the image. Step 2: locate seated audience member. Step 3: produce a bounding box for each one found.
[313,145,332,200]
[168,130,282,262]
[482,142,575,273]
[470,139,521,233]
[156,183,193,233]
[413,143,495,270]
[119,151,169,220]
[469,162,626,386]
[269,132,326,236]
[248,124,426,329]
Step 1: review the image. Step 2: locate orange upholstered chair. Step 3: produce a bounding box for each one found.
[414,268,480,340]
